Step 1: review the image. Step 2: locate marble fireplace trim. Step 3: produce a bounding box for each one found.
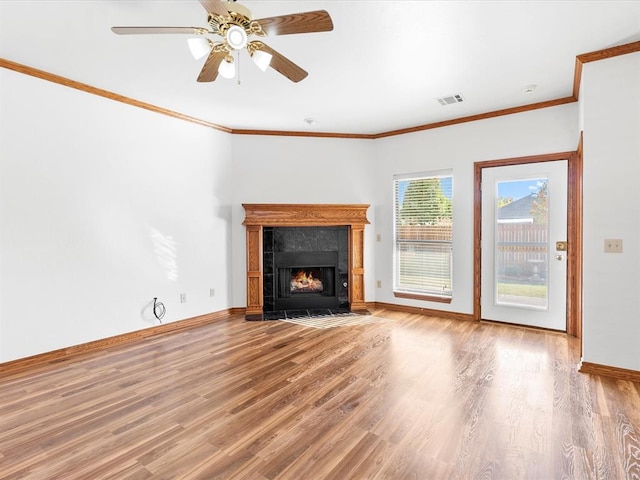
[242,204,370,315]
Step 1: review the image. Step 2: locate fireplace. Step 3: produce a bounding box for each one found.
[242,204,370,318]
[274,251,338,310]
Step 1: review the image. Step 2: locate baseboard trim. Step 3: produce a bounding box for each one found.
[579,361,640,383]
[2,302,563,378]
[0,308,240,378]
[372,301,474,322]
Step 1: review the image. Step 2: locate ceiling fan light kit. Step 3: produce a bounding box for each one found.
[111,0,333,83]
[188,37,212,60]
[251,49,272,72]
[218,55,236,79]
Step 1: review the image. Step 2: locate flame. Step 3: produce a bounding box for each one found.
[293,270,314,285]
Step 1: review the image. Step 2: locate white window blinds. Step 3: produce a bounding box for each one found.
[393,170,453,298]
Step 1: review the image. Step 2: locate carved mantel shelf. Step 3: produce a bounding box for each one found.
[242,204,370,227]
[242,204,370,315]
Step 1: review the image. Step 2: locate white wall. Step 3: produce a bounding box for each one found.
[581,52,640,371]
[3,53,638,375]
[229,135,377,308]
[372,105,579,314]
[227,107,578,315]
[0,69,233,362]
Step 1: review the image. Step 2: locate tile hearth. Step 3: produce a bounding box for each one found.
[245,307,355,321]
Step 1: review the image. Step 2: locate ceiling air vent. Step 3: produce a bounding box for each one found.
[437,94,464,106]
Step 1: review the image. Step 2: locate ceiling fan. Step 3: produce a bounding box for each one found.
[111,0,333,83]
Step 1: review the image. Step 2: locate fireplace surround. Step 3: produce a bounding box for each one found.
[242,204,370,318]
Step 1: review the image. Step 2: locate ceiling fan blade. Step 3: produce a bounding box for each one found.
[197,50,227,82]
[258,44,308,83]
[256,10,333,36]
[199,0,229,17]
[111,26,203,35]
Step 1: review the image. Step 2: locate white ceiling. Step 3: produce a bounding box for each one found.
[1,1,639,135]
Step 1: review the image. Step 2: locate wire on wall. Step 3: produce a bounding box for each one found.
[153,297,166,323]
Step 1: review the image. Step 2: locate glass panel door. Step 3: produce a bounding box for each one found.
[481,161,567,330]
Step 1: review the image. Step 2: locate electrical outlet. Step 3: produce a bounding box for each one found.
[376,280,382,288]
[180,293,186,303]
[209,288,215,297]
[604,239,623,253]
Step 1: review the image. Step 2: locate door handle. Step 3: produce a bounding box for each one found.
[556,254,564,261]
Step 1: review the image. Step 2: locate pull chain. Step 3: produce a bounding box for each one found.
[236,50,241,85]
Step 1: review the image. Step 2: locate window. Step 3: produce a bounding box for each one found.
[393,170,453,301]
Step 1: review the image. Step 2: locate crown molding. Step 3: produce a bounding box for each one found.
[572,40,640,102]
[2,40,638,139]
[0,58,231,133]
[371,97,577,139]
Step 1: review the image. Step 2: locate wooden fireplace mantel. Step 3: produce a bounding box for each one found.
[242,204,370,315]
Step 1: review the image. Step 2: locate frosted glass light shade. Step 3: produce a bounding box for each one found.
[226,25,247,50]
[252,50,272,72]
[187,37,211,60]
[218,58,235,79]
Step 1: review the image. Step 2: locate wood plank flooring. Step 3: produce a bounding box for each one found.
[1,309,639,479]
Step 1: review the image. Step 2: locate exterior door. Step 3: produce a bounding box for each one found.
[481,161,568,330]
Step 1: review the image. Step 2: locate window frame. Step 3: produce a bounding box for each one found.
[393,169,454,303]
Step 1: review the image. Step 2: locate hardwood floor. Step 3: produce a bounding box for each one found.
[1,309,639,479]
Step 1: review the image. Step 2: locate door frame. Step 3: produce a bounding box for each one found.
[473,146,583,337]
